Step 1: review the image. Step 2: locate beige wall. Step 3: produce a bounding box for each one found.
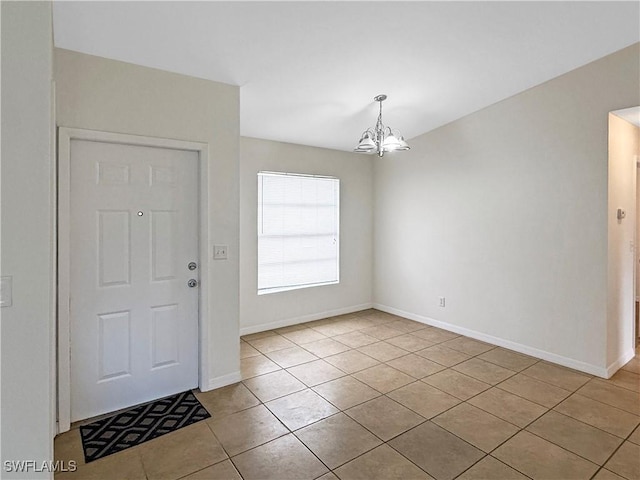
[373,43,640,376]
[1,1,55,476]
[54,48,241,388]
[239,137,373,333]
[608,114,640,367]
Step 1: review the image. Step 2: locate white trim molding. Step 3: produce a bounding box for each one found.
[606,349,636,378]
[57,127,210,432]
[239,303,373,336]
[205,372,242,391]
[373,303,613,378]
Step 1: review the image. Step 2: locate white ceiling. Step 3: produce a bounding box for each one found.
[52,1,640,152]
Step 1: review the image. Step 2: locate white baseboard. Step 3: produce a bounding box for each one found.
[606,348,636,379]
[373,303,611,378]
[203,371,242,392]
[239,303,373,336]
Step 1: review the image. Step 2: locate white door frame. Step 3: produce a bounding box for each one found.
[57,127,210,433]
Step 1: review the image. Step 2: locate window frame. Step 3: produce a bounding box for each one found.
[257,171,340,295]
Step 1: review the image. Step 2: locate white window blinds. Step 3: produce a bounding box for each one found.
[258,172,340,294]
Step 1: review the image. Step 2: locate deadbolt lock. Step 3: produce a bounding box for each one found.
[188,262,197,271]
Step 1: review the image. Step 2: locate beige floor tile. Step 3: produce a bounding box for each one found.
[576,379,640,415]
[295,412,381,469]
[416,344,471,367]
[333,330,379,348]
[386,334,436,352]
[366,310,397,322]
[266,389,338,430]
[323,350,380,374]
[453,358,515,385]
[522,362,591,391]
[304,317,338,328]
[387,354,446,378]
[554,394,640,438]
[287,359,346,387]
[264,345,319,368]
[412,327,460,343]
[358,341,409,362]
[240,355,281,379]
[358,314,382,330]
[241,330,277,342]
[195,383,259,418]
[246,334,296,353]
[334,444,434,480]
[55,449,145,480]
[622,357,640,374]
[345,396,425,441]
[311,321,359,337]
[456,456,528,480]
[468,387,547,427]
[477,347,538,372]
[182,460,242,480]
[54,428,85,466]
[243,369,306,402]
[497,373,572,408]
[313,376,380,410]
[301,338,352,357]
[388,381,460,418]
[433,403,519,452]
[240,341,261,359]
[604,442,640,480]
[442,337,495,356]
[352,364,415,393]
[208,404,288,456]
[389,421,484,480]
[386,319,429,333]
[139,422,227,480]
[592,469,628,480]
[274,323,308,334]
[232,434,328,480]
[281,328,327,344]
[527,410,622,465]
[344,317,380,330]
[316,473,340,480]
[493,431,598,480]
[359,324,405,340]
[606,369,640,393]
[423,369,491,400]
[629,425,640,445]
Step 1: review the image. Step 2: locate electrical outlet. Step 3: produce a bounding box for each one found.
[438,296,445,308]
[213,245,228,260]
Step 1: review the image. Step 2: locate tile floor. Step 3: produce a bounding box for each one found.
[55,309,640,480]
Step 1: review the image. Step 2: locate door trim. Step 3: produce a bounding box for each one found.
[57,127,210,433]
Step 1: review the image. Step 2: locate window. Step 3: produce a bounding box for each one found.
[258,171,339,294]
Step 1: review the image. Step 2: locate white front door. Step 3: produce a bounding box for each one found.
[69,139,199,422]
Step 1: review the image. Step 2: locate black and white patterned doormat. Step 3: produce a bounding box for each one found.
[79,390,210,462]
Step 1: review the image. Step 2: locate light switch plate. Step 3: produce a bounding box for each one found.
[213,245,228,260]
[0,276,13,307]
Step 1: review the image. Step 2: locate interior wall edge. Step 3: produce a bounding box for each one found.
[373,302,611,378]
[239,302,373,336]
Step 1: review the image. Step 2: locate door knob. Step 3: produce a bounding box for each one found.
[187,279,198,288]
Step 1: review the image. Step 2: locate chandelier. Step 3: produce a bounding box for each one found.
[354,94,410,157]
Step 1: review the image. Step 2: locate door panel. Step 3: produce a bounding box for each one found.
[69,139,199,422]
